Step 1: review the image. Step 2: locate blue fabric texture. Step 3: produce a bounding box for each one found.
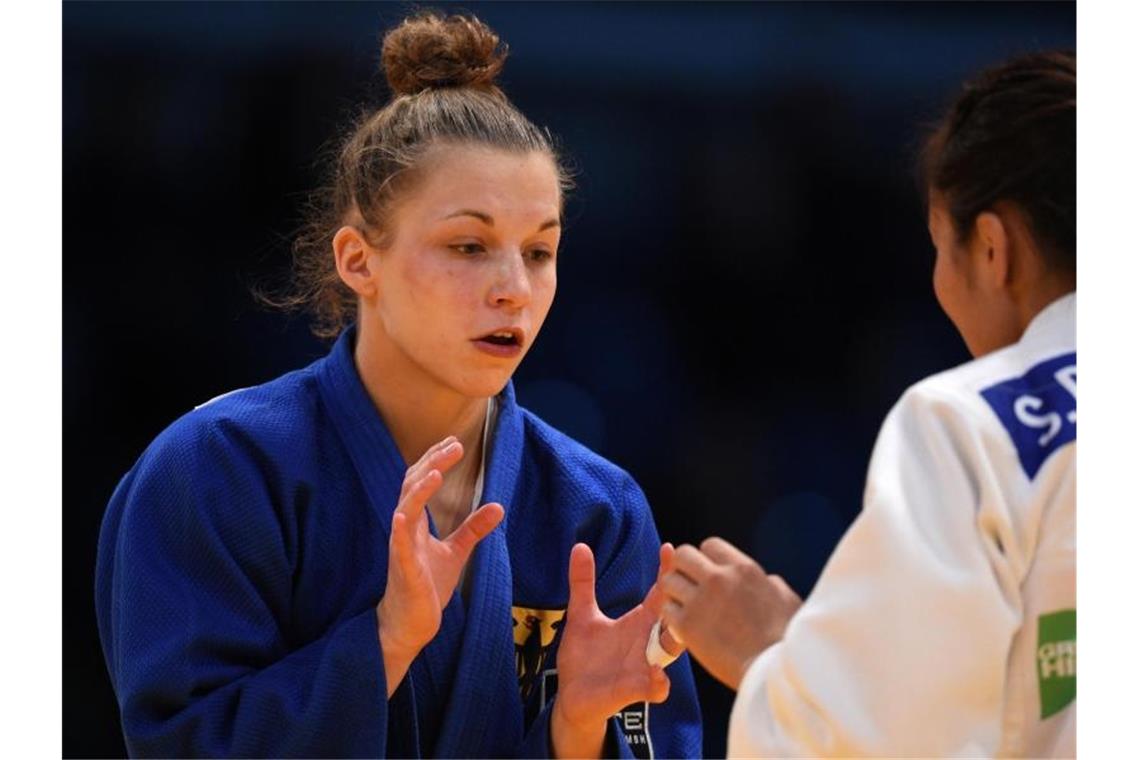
[95,326,702,758]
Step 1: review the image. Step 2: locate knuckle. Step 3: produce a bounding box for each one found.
[707,568,729,591]
[742,562,764,584]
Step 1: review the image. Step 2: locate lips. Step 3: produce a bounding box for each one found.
[473,327,525,358]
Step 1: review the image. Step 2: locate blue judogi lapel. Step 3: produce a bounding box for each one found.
[434,382,527,756]
[315,326,406,541]
[316,326,528,756]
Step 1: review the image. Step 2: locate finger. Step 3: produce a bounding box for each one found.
[659,623,685,655]
[768,574,803,605]
[620,666,671,706]
[660,571,698,606]
[639,544,677,616]
[700,536,759,569]
[657,542,675,580]
[648,666,671,703]
[642,578,665,617]
[567,543,599,618]
[402,439,463,499]
[444,502,505,560]
[646,620,677,666]
[661,599,684,632]
[401,437,455,493]
[420,434,458,462]
[396,468,443,527]
[672,544,717,582]
[390,512,422,582]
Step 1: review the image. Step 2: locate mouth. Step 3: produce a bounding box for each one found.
[472,327,525,358]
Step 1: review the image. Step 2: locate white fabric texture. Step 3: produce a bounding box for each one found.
[728,294,1076,758]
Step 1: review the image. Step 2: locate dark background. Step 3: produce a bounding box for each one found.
[64,2,1075,756]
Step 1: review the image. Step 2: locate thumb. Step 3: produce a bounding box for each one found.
[567,543,598,618]
[657,542,675,582]
[641,542,675,616]
[769,574,804,607]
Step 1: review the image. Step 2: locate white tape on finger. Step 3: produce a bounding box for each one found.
[645,619,680,667]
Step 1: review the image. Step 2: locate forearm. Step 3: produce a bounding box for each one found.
[118,607,390,757]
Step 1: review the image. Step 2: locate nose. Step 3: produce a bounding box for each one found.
[488,249,531,309]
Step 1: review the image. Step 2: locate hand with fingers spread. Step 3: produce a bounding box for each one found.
[549,543,676,759]
[660,537,803,691]
[375,435,505,696]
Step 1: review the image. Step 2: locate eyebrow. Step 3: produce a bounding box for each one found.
[443,209,561,232]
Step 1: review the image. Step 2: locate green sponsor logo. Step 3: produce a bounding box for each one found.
[1037,609,1076,719]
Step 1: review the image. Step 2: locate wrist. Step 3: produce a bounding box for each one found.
[550,696,607,759]
[376,598,429,657]
[731,644,769,692]
[376,604,424,697]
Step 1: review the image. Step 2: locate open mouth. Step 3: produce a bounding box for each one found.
[478,329,522,347]
[473,328,525,357]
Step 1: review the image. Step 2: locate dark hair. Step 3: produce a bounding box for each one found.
[920,50,1075,273]
[272,11,571,339]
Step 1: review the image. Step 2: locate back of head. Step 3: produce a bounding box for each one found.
[280,11,568,338]
[921,50,1076,274]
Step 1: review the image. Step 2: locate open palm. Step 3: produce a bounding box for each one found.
[553,543,673,730]
[378,436,504,656]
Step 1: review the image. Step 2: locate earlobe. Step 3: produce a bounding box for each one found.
[974,211,1011,287]
[333,225,377,297]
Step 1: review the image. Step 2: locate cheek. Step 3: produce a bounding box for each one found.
[399,255,475,309]
[532,268,557,316]
[932,248,961,317]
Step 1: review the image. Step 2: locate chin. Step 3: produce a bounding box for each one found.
[452,368,515,400]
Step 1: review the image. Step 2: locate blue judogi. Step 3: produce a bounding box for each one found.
[95,326,703,758]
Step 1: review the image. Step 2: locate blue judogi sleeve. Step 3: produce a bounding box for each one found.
[95,417,393,757]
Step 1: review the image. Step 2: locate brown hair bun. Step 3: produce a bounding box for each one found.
[381,11,507,96]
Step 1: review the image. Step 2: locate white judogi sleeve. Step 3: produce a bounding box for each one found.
[728,385,1024,757]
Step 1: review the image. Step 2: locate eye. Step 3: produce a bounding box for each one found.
[526,247,554,263]
[450,242,486,256]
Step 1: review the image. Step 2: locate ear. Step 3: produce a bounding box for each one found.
[333,225,379,298]
[973,211,1012,289]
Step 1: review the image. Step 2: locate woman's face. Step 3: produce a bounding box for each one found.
[365,144,561,399]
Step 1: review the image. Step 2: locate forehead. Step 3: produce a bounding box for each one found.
[406,144,561,220]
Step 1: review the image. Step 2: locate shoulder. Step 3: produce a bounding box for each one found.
[885,340,1077,482]
[102,366,331,570]
[163,365,320,454]
[129,365,326,502]
[901,293,1076,432]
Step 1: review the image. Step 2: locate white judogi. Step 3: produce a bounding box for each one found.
[729,294,1076,758]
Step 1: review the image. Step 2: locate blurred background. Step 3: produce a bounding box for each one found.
[64,2,1074,756]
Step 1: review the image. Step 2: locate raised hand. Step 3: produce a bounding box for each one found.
[550,543,674,759]
[660,537,802,691]
[376,436,505,695]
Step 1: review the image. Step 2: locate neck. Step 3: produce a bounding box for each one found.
[353,323,488,470]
